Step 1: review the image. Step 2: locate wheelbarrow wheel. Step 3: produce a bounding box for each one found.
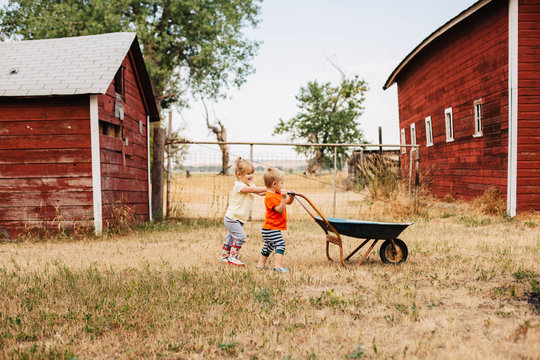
[379,238,408,264]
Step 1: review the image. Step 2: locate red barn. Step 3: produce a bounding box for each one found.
[384,0,540,216]
[0,33,160,239]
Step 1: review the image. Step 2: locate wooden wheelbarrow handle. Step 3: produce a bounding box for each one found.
[290,192,345,266]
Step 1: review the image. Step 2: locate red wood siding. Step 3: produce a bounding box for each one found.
[98,50,150,223]
[517,0,540,211]
[0,96,93,238]
[396,1,509,201]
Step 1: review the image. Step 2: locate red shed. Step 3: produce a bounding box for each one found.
[384,0,540,216]
[0,33,160,239]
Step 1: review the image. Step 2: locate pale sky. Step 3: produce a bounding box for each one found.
[178,0,478,146]
[0,0,479,146]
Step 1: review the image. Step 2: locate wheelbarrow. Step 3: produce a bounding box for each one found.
[291,192,412,267]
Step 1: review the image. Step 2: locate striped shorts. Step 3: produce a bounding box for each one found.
[261,228,286,256]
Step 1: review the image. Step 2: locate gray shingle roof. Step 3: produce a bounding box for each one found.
[0,32,137,97]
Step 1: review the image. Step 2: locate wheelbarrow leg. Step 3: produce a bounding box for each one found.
[326,240,332,262]
[357,239,379,266]
[345,239,371,261]
[326,234,345,267]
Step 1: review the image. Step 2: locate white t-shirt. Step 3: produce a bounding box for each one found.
[225,180,255,223]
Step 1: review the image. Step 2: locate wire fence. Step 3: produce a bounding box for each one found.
[166,141,419,221]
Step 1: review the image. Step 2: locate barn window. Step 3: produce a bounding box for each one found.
[99,120,122,138]
[410,123,417,146]
[400,128,406,154]
[425,116,433,147]
[114,66,125,101]
[473,99,483,137]
[445,107,454,142]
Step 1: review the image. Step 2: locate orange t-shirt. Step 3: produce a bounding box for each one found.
[262,191,287,230]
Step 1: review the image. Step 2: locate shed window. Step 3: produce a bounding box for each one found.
[400,128,406,154]
[425,116,433,147]
[99,120,122,138]
[114,66,125,101]
[473,99,483,137]
[445,107,454,142]
[410,123,417,146]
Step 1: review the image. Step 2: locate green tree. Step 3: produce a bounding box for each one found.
[0,0,262,111]
[274,75,368,173]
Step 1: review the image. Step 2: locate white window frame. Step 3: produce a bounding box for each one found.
[410,123,417,146]
[473,99,483,137]
[400,128,406,154]
[425,116,433,147]
[445,107,454,142]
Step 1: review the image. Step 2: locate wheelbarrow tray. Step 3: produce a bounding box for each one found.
[315,217,412,240]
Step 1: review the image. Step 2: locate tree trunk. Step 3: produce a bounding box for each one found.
[307,149,323,175]
[219,138,230,176]
[307,133,323,175]
[151,127,166,220]
[202,99,230,175]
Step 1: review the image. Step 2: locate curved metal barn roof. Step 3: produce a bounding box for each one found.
[383,0,493,90]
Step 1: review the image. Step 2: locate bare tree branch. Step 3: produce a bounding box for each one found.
[201,97,230,174]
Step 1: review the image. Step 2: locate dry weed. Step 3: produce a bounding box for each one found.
[104,201,137,235]
[474,186,507,216]
[355,154,400,200]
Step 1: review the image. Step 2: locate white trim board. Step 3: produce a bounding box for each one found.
[147,115,152,221]
[90,95,103,234]
[507,0,518,217]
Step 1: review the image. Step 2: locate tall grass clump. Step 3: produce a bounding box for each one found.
[16,205,93,242]
[104,201,136,235]
[474,186,506,216]
[354,154,400,200]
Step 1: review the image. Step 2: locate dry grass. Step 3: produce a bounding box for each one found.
[0,197,539,359]
[169,171,369,220]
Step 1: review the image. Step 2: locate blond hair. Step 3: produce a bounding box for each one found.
[263,167,283,188]
[234,157,254,177]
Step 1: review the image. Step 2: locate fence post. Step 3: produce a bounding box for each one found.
[378,126,383,154]
[414,148,420,212]
[408,148,413,201]
[333,145,337,217]
[250,143,253,163]
[152,127,166,220]
[166,112,172,217]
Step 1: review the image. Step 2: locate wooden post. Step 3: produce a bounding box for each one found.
[152,127,166,220]
[408,148,413,201]
[360,148,364,184]
[378,126,383,154]
[333,145,337,217]
[414,148,420,212]
[166,112,172,217]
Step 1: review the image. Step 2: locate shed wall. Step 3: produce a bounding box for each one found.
[517,0,540,211]
[98,52,150,224]
[0,96,93,238]
[396,1,509,200]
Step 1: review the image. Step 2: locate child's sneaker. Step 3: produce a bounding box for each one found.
[274,267,290,273]
[228,255,245,267]
[219,256,229,264]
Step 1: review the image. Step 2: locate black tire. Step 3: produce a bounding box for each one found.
[379,238,408,264]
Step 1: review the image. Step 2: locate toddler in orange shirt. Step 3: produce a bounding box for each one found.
[256,167,295,272]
